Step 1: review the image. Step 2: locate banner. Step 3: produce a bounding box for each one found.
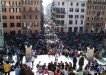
[25,45,32,61]
[87,47,94,58]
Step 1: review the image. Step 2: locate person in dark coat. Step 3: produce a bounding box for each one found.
[24,67,34,75]
[78,56,84,70]
[73,56,77,70]
[19,51,24,64]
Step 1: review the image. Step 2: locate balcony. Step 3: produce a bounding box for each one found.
[88,1,106,4]
[2,4,6,7]
[52,11,66,15]
[16,5,21,7]
[21,10,41,13]
[9,5,14,7]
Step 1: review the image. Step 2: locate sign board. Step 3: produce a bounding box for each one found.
[25,45,32,61]
[87,47,94,58]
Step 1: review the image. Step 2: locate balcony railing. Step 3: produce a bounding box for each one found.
[52,11,66,14]
[21,10,41,13]
[16,5,21,7]
[88,1,106,4]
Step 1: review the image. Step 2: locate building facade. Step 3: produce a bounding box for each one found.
[21,0,42,34]
[51,0,87,33]
[1,0,43,34]
[0,0,4,47]
[46,3,52,20]
[85,0,106,33]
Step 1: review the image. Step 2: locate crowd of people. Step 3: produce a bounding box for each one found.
[0,23,106,75]
[0,32,48,75]
[56,31,106,58]
[36,56,106,75]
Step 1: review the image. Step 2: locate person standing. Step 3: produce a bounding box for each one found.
[55,53,59,63]
[15,66,21,75]
[31,56,35,68]
[78,56,84,70]
[73,56,77,70]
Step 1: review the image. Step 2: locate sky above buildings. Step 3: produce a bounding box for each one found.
[43,0,53,14]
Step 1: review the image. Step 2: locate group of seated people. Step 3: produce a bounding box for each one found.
[36,59,106,75]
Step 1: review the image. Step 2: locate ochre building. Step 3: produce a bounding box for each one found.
[1,0,42,34]
[85,0,106,33]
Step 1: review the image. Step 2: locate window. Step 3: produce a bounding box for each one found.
[81,3,85,6]
[75,20,78,24]
[76,3,79,6]
[69,15,73,18]
[100,17,103,21]
[3,23,7,27]
[34,22,38,26]
[2,15,7,19]
[10,23,15,27]
[70,8,73,12]
[80,27,83,33]
[35,7,37,11]
[34,1,36,4]
[2,8,6,12]
[10,16,14,19]
[23,7,26,12]
[29,15,32,19]
[87,17,90,20]
[86,23,90,26]
[81,9,85,12]
[61,8,65,14]
[81,20,83,24]
[16,8,21,12]
[56,15,60,18]
[9,8,14,12]
[16,16,21,19]
[53,8,55,11]
[62,2,64,5]
[75,8,79,12]
[28,0,30,5]
[23,15,26,19]
[17,23,21,27]
[69,20,73,24]
[87,11,91,14]
[37,1,39,5]
[87,5,91,9]
[16,1,20,5]
[70,2,73,6]
[68,27,72,32]
[75,15,79,18]
[61,15,65,18]
[74,27,78,33]
[31,0,33,5]
[80,15,84,19]
[92,11,96,14]
[101,11,104,15]
[1,1,6,5]
[35,15,37,19]
[56,20,60,24]
[9,1,14,6]
[29,7,32,11]
[61,20,64,25]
